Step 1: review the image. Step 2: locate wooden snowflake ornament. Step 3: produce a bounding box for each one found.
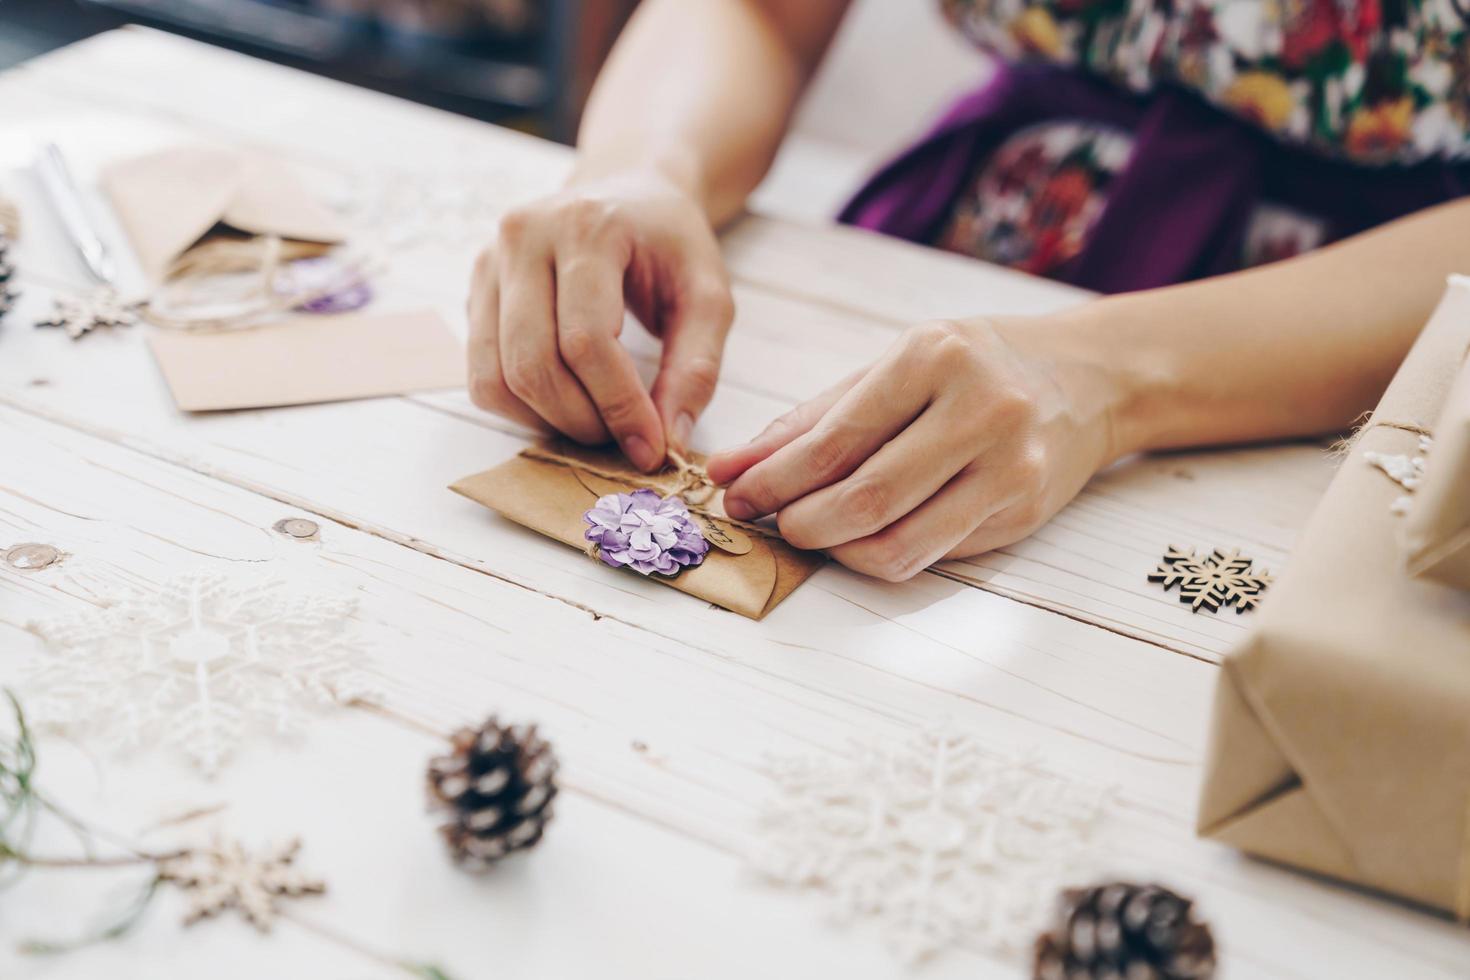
[159,838,325,931]
[1148,546,1273,614]
[36,287,139,339]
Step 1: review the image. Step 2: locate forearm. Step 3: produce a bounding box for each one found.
[574,0,849,226]
[1037,198,1470,458]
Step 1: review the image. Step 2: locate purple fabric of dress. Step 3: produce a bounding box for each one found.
[839,64,1470,294]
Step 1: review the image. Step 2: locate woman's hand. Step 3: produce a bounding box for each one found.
[467,169,735,471]
[705,317,1124,581]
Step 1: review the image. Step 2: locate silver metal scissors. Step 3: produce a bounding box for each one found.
[37,142,117,287]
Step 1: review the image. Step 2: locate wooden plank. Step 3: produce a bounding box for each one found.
[0,28,1461,978]
[0,268,1310,669]
[2,403,1466,979]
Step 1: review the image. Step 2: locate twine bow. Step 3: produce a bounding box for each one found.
[664,448,717,506]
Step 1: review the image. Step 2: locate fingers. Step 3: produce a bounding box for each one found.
[942,503,1038,560]
[649,268,734,453]
[719,360,929,521]
[498,233,609,446]
[704,369,861,486]
[469,177,740,468]
[774,405,982,550]
[466,247,553,434]
[556,251,664,470]
[828,467,1017,583]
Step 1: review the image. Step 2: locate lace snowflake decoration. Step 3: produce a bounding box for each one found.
[347,165,543,251]
[750,726,1113,964]
[24,572,378,775]
[1148,546,1274,614]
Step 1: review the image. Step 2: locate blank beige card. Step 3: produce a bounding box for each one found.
[148,310,464,412]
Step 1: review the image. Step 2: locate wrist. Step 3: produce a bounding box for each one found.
[1066,298,1181,459]
[568,145,710,212]
[993,301,1170,463]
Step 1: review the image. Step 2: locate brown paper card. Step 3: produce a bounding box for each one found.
[148,310,464,412]
[103,145,347,283]
[449,443,826,620]
[1403,330,1470,590]
[1197,279,1470,918]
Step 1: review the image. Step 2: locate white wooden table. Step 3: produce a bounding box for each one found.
[0,28,1465,980]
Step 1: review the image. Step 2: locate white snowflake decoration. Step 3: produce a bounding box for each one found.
[24,572,378,775]
[1365,434,1433,516]
[750,726,1113,964]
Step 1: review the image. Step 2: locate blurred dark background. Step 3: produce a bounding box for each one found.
[0,0,638,141]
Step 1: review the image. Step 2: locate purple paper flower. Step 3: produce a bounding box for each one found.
[583,489,711,576]
[280,257,373,314]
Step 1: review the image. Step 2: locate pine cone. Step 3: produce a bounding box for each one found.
[427,717,558,870]
[1033,882,1217,980]
[0,231,17,322]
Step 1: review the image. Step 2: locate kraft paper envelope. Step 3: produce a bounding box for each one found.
[1197,279,1470,918]
[148,310,464,412]
[450,443,826,619]
[1403,330,1470,591]
[103,145,347,283]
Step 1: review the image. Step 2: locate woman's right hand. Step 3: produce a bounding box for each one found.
[467,169,736,472]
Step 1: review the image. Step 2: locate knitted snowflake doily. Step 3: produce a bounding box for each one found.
[749,725,1113,964]
[23,571,378,775]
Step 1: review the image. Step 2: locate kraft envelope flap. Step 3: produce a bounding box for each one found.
[1197,280,1470,914]
[103,145,347,283]
[448,443,825,620]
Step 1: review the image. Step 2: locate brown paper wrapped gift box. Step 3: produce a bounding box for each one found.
[1197,279,1470,918]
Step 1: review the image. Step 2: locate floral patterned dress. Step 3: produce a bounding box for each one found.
[841,0,1470,288]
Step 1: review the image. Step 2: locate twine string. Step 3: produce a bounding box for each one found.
[1330,413,1436,460]
[1364,419,1435,439]
[143,235,381,332]
[518,445,782,540]
[665,447,717,505]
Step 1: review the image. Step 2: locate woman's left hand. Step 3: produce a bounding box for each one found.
[704,316,1124,581]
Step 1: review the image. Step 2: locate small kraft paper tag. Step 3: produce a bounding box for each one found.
[449,442,824,620]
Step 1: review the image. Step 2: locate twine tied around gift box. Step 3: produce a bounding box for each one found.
[1331,414,1438,459]
[1336,341,1470,455]
[518,444,781,542]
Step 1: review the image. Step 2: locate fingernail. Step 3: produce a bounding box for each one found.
[723,496,754,521]
[624,434,658,472]
[673,412,694,450]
